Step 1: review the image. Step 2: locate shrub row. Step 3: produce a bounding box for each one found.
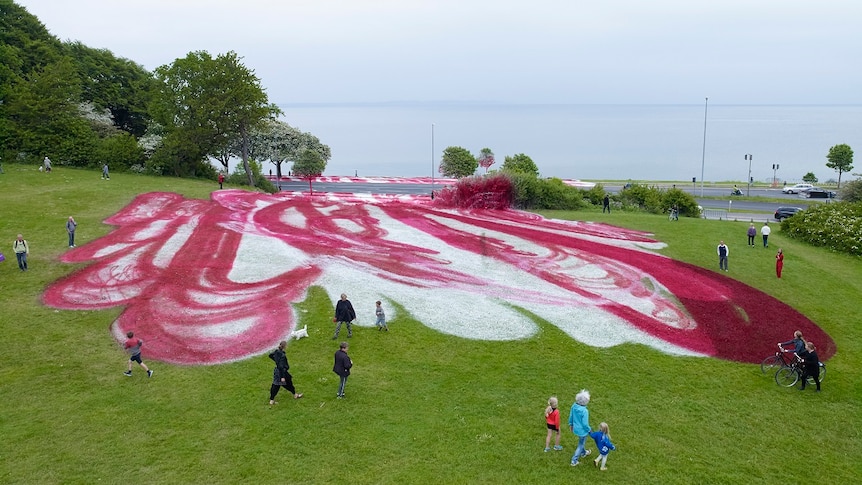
[781,202,862,256]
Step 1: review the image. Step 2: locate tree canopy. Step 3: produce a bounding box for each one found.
[439,146,477,178]
[292,148,327,194]
[151,50,280,182]
[501,153,539,177]
[477,147,495,173]
[826,144,854,188]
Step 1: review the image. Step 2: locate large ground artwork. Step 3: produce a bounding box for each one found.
[43,191,835,365]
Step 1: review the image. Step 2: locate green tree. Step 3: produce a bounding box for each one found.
[826,144,854,188]
[292,148,327,194]
[838,178,862,202]
[501,153,539,177]
[65,41,154,137]
[802,172,818,184]
[151,50,280,182]
[439,146,477,178]
[250,119,331,180]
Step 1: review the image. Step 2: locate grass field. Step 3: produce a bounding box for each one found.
[1,165,860,484]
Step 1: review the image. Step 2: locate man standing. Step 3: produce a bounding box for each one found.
[218,172,225,189]
[333,341,353,399]
[13,234,29,271]
[332,293,356,340]
[717,240,729,272]
[602,194,611,213]
[66,216,78,248]
[761,222,771,248]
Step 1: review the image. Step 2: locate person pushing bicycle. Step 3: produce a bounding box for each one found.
[778,330,805,355]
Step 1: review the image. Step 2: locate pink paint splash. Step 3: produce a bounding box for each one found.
[43,191,835,365]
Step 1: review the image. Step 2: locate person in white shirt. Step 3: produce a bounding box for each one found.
[761,223,772,248]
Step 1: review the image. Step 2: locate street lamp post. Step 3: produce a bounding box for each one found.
[700,97,709,197]
[745,154,753,196]
[772,163,779,187]
[431,123,435,191]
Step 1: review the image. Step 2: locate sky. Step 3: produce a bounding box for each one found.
[15,0,862,106]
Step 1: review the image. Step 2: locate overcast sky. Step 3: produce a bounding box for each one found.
[15,0,862,105]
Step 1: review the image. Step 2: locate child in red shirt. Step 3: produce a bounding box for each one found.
[123,331,153,378]
[544,396,563,452]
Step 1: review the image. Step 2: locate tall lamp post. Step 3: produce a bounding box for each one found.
[431,123,435,191]
[772,163,779,187]
[700,97,709,197]
[745,154,753,196]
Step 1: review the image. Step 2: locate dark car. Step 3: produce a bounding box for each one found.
[802,188,836,199]
[774,207,803,221]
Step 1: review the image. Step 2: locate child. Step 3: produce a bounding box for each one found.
[375,300,389,331]
[544,396,563,452]
[123,331,153,378]
[590,422,616,471]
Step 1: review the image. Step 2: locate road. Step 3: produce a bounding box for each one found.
[275,180,814,216]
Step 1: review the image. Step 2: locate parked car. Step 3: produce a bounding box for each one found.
[802,188,836,199]
[782,183,813,194]
[774,207,803,221]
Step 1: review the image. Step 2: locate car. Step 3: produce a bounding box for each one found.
[802,188,836,199]
[782,183,813,194]
[774,207,803,221]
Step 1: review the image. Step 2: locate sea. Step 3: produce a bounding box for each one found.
[268,103,862,183]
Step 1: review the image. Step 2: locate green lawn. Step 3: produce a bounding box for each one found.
[1,165,860,484]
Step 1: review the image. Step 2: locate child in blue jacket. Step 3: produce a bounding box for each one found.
[589,422,616,471]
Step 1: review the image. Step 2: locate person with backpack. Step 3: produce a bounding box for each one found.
[13,234,29,271]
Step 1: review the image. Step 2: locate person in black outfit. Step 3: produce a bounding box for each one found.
[268,341,302,405]
[333,341,353,398]
[332,293,356,340]
[602,195,611,213]
[798,341,821,392]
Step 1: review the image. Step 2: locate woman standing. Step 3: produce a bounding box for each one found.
[775,248,784,278]
[268,341,302,405]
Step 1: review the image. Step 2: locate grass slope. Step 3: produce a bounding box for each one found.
[1,166,860,484]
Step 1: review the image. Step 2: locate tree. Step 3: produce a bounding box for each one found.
[151,51,280,182]
[501,153,539,177]
[802,172,818,184]
[826,144,854,188]
[291,148,327,194]
[477,147,495,173]
[837,178,862,202]
[250,120,331,181]
[438,146,477,178]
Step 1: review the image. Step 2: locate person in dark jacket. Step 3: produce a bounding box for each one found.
[778,330,805,355]
[798,341,821,392]
[268,341,302,405]
[333,341,353,398]
[332,293,356,340]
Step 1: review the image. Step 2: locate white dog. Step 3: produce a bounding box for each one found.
[290,325,309,340]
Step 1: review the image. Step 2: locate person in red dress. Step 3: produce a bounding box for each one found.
[775,248,784,278]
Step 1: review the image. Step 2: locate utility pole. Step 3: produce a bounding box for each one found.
[745,154,753,196]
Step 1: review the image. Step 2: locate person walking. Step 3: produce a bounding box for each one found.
[123,331,153,378]
[602,194,611,213]
[333,341,353,398]
[761,222,771,248]
[589,422,617,471]
[568,389,592,466]
[747,223,756,247]
[717,240,729,272]
[43,157,52,173]
[798,341,821,392]
[775,248,784,278]
[332,293,356,340]
[218,172,225,189]
[66,216,78,248]
[268,340,302,405]
[102,163,110,180]
[13,234,29,271]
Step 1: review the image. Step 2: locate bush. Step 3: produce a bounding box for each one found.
[617,184,699,217]
[96,132,145,171]
[582,183,606,206]
[781,202,862,256]
[433,173,513,209]
[838,178,862,203]
[228,160,277,194]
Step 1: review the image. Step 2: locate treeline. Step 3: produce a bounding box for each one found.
[0,1,329,189]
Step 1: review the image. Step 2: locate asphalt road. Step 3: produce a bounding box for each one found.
[275,180,815,215]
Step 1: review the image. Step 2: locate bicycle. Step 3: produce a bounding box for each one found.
[774,356,826,387]
[760,350,793,374]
